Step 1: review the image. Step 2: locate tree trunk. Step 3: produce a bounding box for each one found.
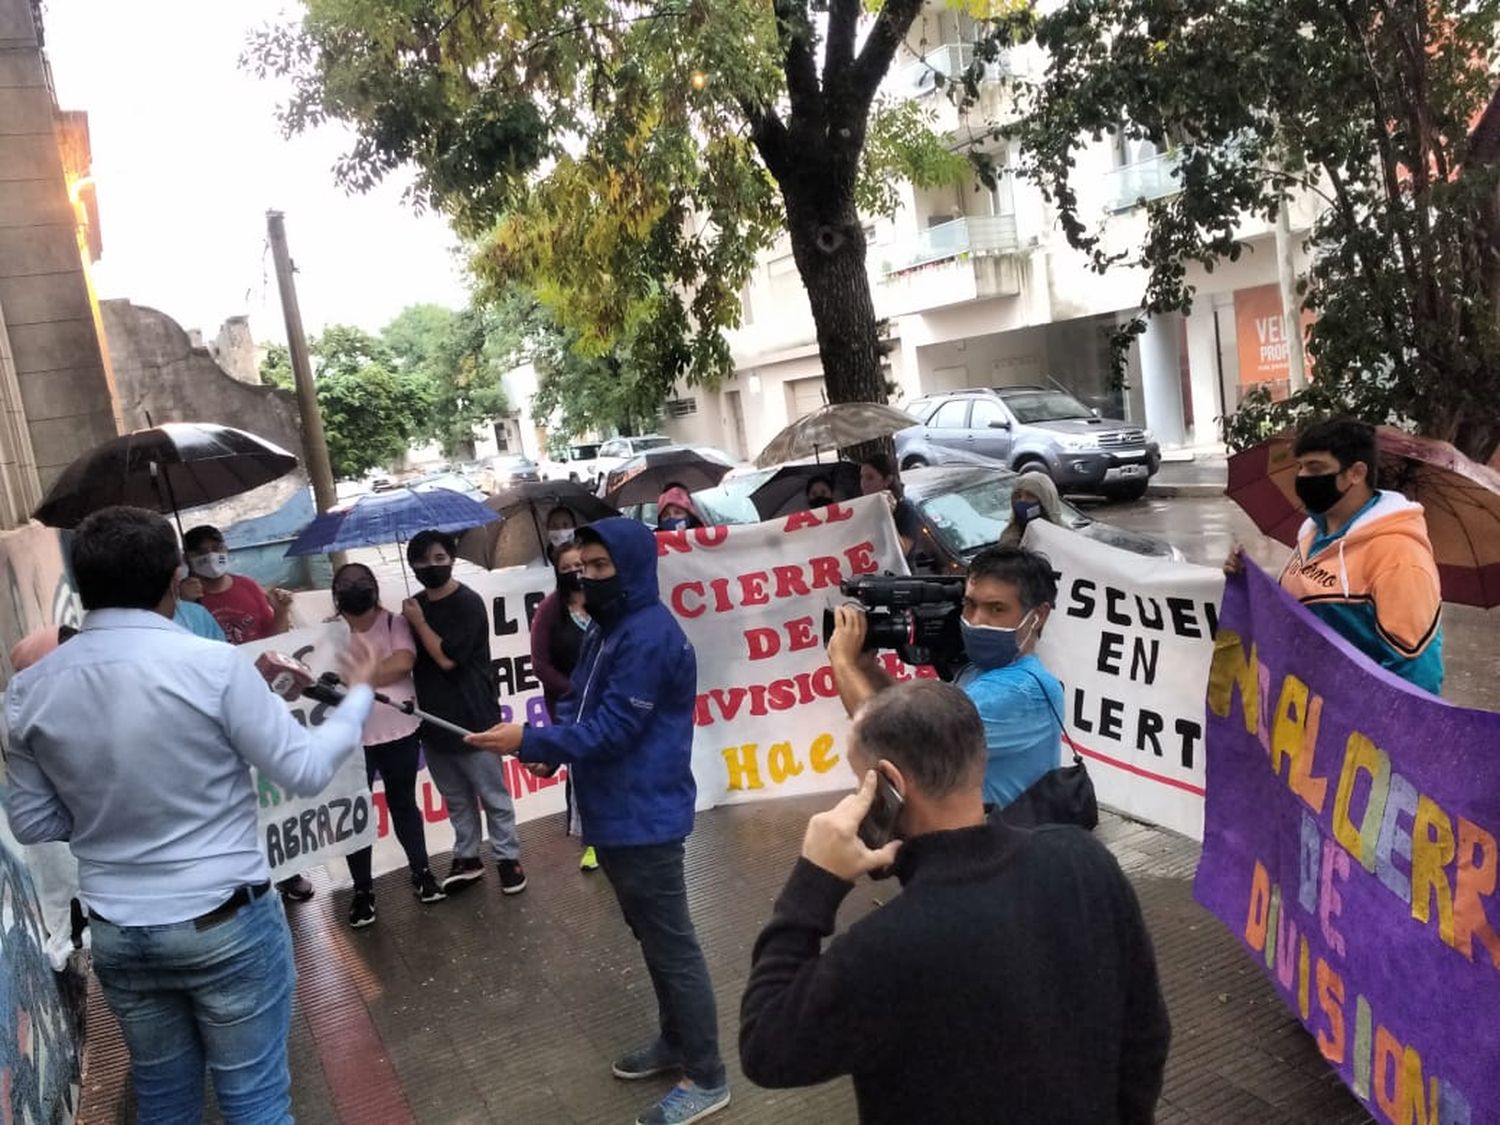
[782,183,887,408]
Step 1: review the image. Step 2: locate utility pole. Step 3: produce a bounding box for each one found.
[266,210,346,570]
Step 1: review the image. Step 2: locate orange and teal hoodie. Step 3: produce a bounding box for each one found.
[1279,490,1444,694]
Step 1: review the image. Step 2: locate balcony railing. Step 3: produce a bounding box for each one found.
[1105,150,1182,211]
[883,214,1020,274]
[888,42,1019,98]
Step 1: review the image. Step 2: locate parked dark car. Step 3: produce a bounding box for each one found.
[894,385,1161,500]
[900,465,1182,574]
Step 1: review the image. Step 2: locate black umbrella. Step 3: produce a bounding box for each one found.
[749,461,862,520]
[456,481,619,570]
[602,447,735,507]
[32,423,299,532]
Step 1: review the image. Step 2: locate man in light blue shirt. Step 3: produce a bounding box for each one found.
[828,546,1063,813]
[4,506,379,1124]
[951,548,1063,809]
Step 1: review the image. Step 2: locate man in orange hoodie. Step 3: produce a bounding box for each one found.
[1234,417,1444,693]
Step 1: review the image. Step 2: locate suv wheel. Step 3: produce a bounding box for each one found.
[901,455,928,471]
[1013,458,1051,479]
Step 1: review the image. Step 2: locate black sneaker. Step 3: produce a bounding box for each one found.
[441,856,485,894]
[498,859,528,895]
[348,890,375,929]
[411,868,447,904]
[278,874,315,903]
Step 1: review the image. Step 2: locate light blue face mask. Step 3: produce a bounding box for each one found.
[960,611,1037,671]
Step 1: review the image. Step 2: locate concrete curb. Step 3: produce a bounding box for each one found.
[1146,482,1227,499]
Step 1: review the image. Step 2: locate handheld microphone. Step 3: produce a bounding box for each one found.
[256,652,348,708]
[317,671,476,740]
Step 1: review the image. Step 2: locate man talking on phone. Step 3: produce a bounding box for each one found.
[739,681,1170,1124]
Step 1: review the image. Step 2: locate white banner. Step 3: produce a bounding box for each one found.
[1025,520,1222,839]
[284,498,908,881]
[237,626,379,880]
[658,496,909,808]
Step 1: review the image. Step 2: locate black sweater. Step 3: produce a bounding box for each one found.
[739,818,1170,1124]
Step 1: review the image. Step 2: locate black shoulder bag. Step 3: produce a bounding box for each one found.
[1000,670,1099,831]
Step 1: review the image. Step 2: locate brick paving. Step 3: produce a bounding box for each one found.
[77,798,1372,1124]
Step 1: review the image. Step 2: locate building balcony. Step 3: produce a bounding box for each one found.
[887,42,1020,100]
[1105,151,1182,212]
[877,215,1024,315]
[882,214,1020,274]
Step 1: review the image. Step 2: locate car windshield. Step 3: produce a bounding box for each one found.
[569,444,600,460]
[496,456,534,468]
[916,476,1086,556]
[633,437,673,451]
[1000,390,1093,423]
[416,474,473,491]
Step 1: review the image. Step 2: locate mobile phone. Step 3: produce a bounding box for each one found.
[857,767,904,850]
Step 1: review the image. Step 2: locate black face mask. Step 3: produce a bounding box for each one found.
[583,574,628,627]
[1294,472,1347,515]
[808,495,833,509]
[334,585,377,615]
[413,564,453,590]
[557,570,583,595]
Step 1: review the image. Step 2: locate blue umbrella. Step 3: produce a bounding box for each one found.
[284,487,499,557]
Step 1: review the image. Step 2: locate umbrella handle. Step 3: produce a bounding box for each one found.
[150,461,185,539]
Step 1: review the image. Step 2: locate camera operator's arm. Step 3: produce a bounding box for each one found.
[826,607,894,717]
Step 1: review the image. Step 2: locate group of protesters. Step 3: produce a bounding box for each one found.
[0,414,1447,1125]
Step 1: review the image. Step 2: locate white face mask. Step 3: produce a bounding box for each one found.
[174,563,190,584]
[548,529,575,548]
[189,552,229,580]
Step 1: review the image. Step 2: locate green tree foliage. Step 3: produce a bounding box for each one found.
[245,1,1005,417]
[257,309,513,475]
[259,343,293,392]
[383,303,510,458]
[1011,0,1500,461]
[256,325,425,479]
[307,325,432,479]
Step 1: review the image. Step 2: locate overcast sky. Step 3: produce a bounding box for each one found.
[41,0,472,345]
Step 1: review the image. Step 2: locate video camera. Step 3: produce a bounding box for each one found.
[822,574,968,680]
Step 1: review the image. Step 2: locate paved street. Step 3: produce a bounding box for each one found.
[75,491,1496,1125]
[79,798,1372,1125]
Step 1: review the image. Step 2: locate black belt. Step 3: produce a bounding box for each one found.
[92,882,272,931]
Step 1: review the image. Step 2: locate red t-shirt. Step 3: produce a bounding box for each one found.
[199,575,277,645]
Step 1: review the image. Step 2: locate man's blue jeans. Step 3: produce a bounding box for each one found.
[597,841,726,1089]
[90,889,295,1124]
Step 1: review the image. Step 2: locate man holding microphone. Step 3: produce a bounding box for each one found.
[4,506,379,1124]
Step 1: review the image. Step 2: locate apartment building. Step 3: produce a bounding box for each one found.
[661,2,1317,463]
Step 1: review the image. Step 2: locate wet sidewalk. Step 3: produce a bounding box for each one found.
[77,798,1370,1124]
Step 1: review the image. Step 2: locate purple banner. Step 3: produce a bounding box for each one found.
[1194,564,1500,1124]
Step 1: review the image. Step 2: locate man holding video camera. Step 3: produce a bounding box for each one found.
[827,545,1065,814]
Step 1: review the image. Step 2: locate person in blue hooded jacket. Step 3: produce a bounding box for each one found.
[467,517,730,1125]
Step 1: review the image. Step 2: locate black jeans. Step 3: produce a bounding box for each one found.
[597,842,725,1089]
[346,731,428,891]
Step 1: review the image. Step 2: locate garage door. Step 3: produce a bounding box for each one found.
[788,377,827,420]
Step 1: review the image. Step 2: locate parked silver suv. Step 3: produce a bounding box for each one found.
[893,385,1161,500]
